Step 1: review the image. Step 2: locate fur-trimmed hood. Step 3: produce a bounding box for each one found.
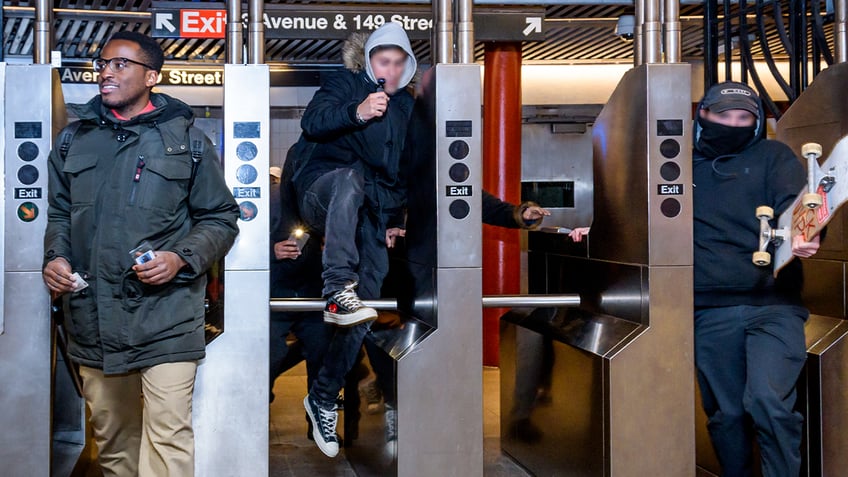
[342,23,417,89]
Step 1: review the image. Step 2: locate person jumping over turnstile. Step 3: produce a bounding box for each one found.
[692,82,820,477]
[286,22,417,458]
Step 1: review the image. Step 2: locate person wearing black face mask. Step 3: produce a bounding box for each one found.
[692,81,821,477]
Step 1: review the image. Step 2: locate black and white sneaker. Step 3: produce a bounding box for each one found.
[304,395,339,457]
[324,282,377,326]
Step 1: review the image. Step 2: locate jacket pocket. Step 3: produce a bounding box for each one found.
[62,153,99,205]
[135,155,193,212]
[63,276,99,346]
[127,282,203,347]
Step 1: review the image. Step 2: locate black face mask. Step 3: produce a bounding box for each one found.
[696,115,757,158]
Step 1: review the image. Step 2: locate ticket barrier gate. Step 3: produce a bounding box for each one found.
[193,64,270,476]
[0,63,87,476]
[501,63,694,476]
[775,63,848,477]
[690,62,848,477]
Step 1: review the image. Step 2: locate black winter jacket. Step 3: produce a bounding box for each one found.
[44,93,240,373]
[292,69,414,233]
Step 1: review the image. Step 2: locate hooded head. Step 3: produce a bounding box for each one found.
[362,23,417,93]
[694,81,765,158]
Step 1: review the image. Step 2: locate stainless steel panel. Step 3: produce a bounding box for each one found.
[591,64,693,266]
[349,64,483,476]
[804,316,848,477]
[0,65,71,476]
[775,62,848,476]
[194,64,269,477]
[501,318,605,477]
[607,266,694,476]
[521,122,594,230]
[0,273,52,475]
[222,64,270,271]
[435,64,482,269]
[396,267,483,476]
[508,63,694,476]
[194,270,269,476]
[800,259,845,318]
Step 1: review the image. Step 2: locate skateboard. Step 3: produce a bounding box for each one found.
[753,137,848,276]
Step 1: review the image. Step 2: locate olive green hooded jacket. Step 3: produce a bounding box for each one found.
[44,93,239,374]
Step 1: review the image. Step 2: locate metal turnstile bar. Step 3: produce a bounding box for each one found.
[269,294,581,312]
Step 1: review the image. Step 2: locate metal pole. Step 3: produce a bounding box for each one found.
[226,0,243,64]
[247,0,264,64]
[634,0,644,66]
[456,0,474,63]
[433,0,454,63]
[33,0,51,64]
[269,294,582,312]
[643,0,662,63]
[664,0,681,63]
[838,0,848,63]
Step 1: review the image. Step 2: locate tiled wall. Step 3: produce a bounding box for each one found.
[270,109,304,169]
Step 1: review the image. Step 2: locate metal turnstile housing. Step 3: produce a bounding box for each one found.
[503,63,694,476]
[346,64,484,476]
[193,64,270,477]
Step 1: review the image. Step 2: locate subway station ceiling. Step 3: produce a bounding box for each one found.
[1,0,836,67]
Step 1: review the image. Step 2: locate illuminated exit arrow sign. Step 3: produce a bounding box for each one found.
[152,8,226,39]
[150,3,544,41]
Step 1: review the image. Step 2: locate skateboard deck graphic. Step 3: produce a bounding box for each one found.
[758,137,848,276]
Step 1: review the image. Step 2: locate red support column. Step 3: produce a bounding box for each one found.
[482,43,522,367]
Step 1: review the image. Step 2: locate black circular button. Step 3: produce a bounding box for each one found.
[236,141,258,162]
[660,198,682,218]
[236,164,258,184]
[18,165,39,185]
[660,161,681,181]
[449,140,469,160]
[449,163,470,183]
[239,201,258,221]
[660,139,681,159]
[449,199,470,219]
[18,142,39,162]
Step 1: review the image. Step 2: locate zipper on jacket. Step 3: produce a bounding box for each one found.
[129,155,146,205]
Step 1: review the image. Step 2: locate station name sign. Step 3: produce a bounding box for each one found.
[150,3,545,42]
[60,66,225,86]
[58,66,323,87]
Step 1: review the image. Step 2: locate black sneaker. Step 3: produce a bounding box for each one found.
[304,395,339,457]
[324,282,377,326]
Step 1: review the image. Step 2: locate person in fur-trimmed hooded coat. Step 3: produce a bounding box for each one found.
[292,23,416,458]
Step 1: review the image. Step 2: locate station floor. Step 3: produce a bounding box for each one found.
[73,363,530,476]
[270,363,531,476]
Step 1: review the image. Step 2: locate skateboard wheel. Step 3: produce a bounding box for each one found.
[802,193,823,209]
[755,206,774,220]
[752,251,771,266]
[801,143,823,158]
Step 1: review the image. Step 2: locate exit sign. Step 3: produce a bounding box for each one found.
[152,9,226,39]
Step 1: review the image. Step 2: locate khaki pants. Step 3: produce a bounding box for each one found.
[80,361,198,477]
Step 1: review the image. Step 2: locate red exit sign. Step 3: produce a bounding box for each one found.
[152,9,226,39]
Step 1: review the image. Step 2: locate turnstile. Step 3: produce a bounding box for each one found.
[343,63,484,477]
[0,63,86,476]
[501,63,695,476]
[193,63,270,476]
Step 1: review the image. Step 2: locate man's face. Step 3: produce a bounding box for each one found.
[97,39,158,117]
[369,48,408,94]
[700,108,756,128]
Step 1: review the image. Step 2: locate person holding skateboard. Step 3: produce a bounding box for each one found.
[692,81,820,477]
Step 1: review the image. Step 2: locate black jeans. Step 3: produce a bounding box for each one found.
[695,304,808,477]
[299,168,390,406]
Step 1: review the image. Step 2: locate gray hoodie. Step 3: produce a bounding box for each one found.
[363,22,417,89]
